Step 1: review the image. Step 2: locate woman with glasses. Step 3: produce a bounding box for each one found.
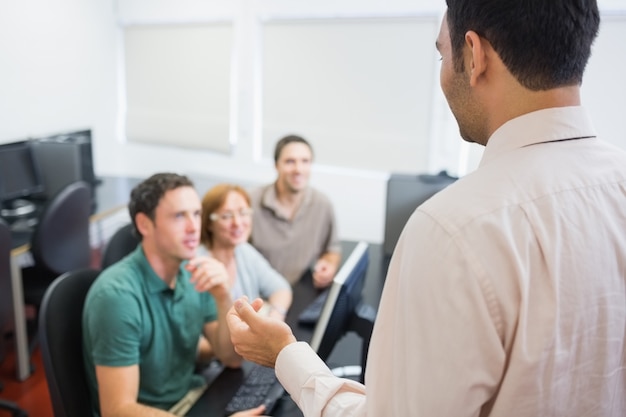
[198,183,292,321]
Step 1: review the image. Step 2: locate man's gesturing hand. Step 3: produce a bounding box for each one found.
[227,297,297,368]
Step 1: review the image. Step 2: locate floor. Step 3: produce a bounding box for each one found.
[0,345,52,417]
[0,250,104,417]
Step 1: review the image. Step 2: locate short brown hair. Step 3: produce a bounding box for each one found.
[274,135,313,163]
[129,173,194,239]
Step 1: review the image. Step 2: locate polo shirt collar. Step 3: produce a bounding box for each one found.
[131,245,190,298]
[480,106,596,168]
[261,183,313,220]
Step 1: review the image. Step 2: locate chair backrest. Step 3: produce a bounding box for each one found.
[0,219,12,348]
[31,181,92,275]
[101,223,139,269]
[39,268,100,417]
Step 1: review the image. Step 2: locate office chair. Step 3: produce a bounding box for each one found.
[21,181,92,354]
[100,223,139,269]
[39,268,100,417]
[0,219,29,417]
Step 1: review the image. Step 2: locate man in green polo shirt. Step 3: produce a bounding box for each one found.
[83,173,266,417]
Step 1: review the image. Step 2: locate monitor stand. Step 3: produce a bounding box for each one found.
[0,198,37,218]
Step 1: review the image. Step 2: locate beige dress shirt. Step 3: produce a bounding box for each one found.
[276,106,626,416]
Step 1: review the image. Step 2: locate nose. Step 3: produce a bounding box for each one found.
[188,215,200,232]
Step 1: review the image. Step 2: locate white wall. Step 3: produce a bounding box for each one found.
[1,0,625,244]
[0,1,118,144]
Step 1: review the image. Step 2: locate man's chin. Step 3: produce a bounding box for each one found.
[287,183,307,194]
[182,245,199,259]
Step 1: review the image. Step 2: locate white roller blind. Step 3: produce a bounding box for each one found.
[262,17,440,173]
[124,23,233,152]
[582,15,626,149]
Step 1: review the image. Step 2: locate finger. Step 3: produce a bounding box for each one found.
[313,275,331,289]
[188,261,209,283]
[234,297,264,326]
[186,256,205,270]
[185,262,200,276]
[250,404,266,415]
[227,296,249,320]
[250,298,264,312]
[312,271,326,282]
[226,305,245,332]
[231,404,266,416]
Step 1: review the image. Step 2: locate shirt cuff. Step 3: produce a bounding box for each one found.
[275,342,334,401]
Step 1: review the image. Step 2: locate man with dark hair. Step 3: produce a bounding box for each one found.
[250,135,341,287]
[227,1,626,416]
[83,173,265,417]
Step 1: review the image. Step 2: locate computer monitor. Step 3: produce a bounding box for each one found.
[384,171,457,257]
[310,241,374,381]
[0,140,44,205]
[30,128,98,199]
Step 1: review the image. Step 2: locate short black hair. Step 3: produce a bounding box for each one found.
[128,173,194,239]
[446,0,600,90]
[273,135,313,163]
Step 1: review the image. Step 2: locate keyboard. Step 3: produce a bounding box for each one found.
[224,364,285,415]
[297,289,329,326]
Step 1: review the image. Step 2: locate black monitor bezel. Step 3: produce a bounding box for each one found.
[310,241,369,362]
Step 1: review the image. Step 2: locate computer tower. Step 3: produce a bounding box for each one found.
[30,130,97,199]
[383,171,457,257]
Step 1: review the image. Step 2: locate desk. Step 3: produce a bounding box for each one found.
[187,241,387,417]
[7,177,136,381]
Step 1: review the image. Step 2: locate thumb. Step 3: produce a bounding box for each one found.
[233,297,262,325]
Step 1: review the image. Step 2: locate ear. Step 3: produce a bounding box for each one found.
[465,30,487,86]
[135,212,153,237]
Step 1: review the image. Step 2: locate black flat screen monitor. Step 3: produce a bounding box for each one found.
[310,241,370,362]
[0,141,44,203]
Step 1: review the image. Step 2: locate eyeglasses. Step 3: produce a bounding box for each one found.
[209,208,253,222]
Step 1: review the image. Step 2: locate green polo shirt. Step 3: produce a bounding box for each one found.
[82,245,217,415]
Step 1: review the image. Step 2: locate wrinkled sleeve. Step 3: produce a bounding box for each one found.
[276,342,366,417]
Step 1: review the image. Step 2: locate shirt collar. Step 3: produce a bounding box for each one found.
[261,183,313,220]
[132,245,189,298]
[480,106,597,168]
